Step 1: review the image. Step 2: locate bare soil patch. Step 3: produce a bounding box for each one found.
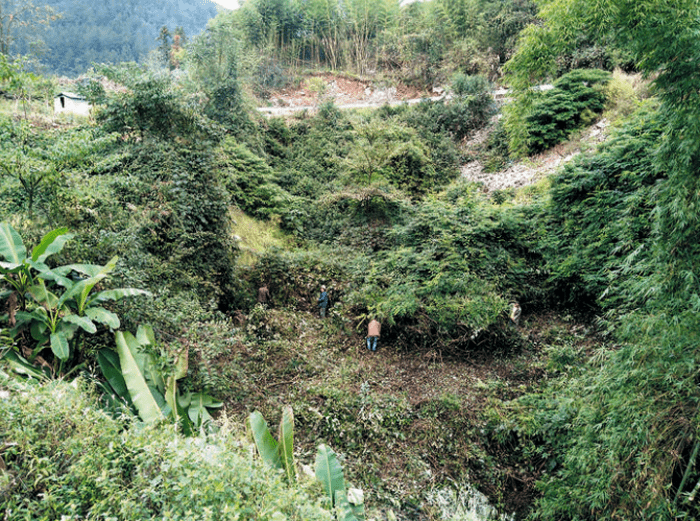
[265,72,430,109]
[462,119,611,192]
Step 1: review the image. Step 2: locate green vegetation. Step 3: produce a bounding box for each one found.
[1,0,700,519]
[0,373,333,520]
[224,0,538,89]
[8,0,218,76]
[526,69,610,154]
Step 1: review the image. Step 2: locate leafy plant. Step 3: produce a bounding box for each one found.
[247,408,365,520]
[0,223,149,370]
[247,407,296,483]
[315,443,365,521]
[0,375,332,520]
[107,325,222,433]
[526,69,611,154]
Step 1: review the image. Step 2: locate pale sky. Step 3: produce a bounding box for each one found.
[212,0,239,10]
[211,0,420,11]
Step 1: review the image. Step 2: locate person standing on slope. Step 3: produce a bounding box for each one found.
[257,285,271,305]
[317,285,329,318]
[510,302,521,327]
[366,318,381,352]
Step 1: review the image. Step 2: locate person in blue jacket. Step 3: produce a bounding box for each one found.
[317,285,329,318]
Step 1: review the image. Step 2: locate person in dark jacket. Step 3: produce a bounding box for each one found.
[317,285,329,318]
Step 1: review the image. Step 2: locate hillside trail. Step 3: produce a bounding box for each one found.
[257,75,512,116]
[461,118,611,192]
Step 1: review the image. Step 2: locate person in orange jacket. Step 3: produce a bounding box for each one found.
[366,318,381,351]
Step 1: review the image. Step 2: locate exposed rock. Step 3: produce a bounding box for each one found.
[462,118,611,192]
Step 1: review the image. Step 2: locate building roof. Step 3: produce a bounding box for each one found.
[55,92,87,101]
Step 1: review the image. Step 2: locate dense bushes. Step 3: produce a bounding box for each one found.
[526,69,611,154]
[0,375,332,520]
[493,100,700,520]
[340,186,546,349]
[542,101,664,309]
[215,138,292,220]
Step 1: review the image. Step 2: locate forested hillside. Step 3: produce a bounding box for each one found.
[2,1,700,520]
[6,0,219,76]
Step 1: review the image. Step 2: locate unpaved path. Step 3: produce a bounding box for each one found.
[257,95,445,116]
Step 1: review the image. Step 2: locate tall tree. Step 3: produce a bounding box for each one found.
[156,25,171,68]
[187,16,250,134]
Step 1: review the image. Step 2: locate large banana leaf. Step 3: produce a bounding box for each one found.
[345,487,365,521]
[85,307,120,329]
[90,288,151,305]
[0,223,26,264]
[177,391,221,428]
[0,263,25,274]
[173,345,188,380]
[62,314,97,334]
[75,257,118,312]
[31,227,72,263]
[136,324,156,347]
[115,331,164,424]
[56,273,107,312]
[278,406,296,483]
[186,392,215,427]
[50,330,69,360]
[1,348,48,380]
[336,491,363,521]
[315,444,346,507]
[97,349,130,402]
[247,411,282,469]
[134,324,164,394]
[27,282,60,310]
[54,257,119,313]
[54,263,100,277]
[32,264,73,288]
[30,320,49,343]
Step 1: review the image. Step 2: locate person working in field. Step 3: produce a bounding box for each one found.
[257,285,270,305]
[366,318,381,352]
[317,285,329,318]
[510,302,521,327]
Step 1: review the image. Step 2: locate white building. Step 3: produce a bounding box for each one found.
[54,92,91,116]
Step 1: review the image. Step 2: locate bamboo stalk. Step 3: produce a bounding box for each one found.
[676,435,700,504]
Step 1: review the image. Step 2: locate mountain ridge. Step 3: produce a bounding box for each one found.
[14,0,220,76]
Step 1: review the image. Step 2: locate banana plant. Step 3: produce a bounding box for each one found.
[246,407,365,520]
[0,223,73,312]
[247,406,296,483]
[0,223,150,368]
[315,444,365,521]
[107,325,222,433]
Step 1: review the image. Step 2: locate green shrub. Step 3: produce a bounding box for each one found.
[604,69,646,120]
[542,101,664,309]
[216,138,292,219]
[344,189,546,347]
[250,247,352,312]
[526,69,611,154]
[0,373,333,520]
[480,120,511,173]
